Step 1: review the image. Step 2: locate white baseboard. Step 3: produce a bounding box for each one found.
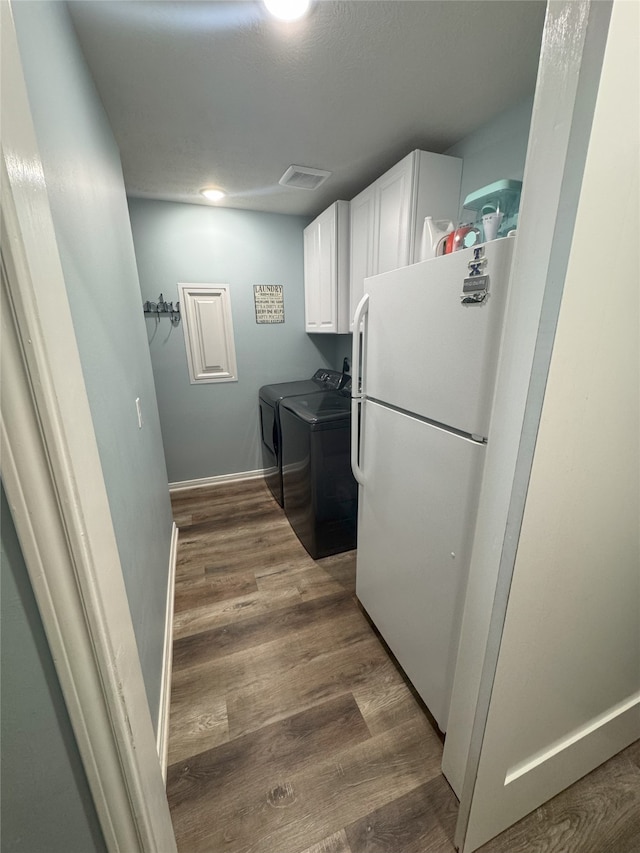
[157,521,178,782]
[169,468,265,493]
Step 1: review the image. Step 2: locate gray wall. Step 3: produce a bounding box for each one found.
[128,198,340,483]
[445,96,535,218]
[1,486,106,853]
[13,1,173,726]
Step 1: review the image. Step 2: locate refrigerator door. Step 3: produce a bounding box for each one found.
[355,399,484,731]
[364,237,514,438]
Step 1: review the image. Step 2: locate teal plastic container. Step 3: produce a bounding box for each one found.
[462,179,523,239]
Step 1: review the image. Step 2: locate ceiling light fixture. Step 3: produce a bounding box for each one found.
[263,0,311,22]
[200,187,225,202]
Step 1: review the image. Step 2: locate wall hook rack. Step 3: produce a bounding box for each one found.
[143,293,181,326]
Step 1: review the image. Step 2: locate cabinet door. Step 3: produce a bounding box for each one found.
[349,185,375,331]
[411,151,462,263]
[304,205,337,333]
[374,154,414,274]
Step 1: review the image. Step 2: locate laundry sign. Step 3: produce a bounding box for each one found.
[254,285,285,324]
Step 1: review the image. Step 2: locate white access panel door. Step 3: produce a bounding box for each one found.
[356,399,485,731]
[365,237,514,438]
[179,284,238,384]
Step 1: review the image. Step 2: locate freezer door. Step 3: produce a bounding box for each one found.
[355,399,484,731]
[364,237,514,438]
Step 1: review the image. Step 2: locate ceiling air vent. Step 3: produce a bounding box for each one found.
[279,165,332,191]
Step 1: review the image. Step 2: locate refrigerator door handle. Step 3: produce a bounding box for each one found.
[351,396,365,485]
[351,293,369,485]
[351,292,369,400]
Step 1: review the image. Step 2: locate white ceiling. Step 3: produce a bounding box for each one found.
[67,0,547,218]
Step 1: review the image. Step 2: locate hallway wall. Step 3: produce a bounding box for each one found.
[12,0,173,726]
[1,486,106,853]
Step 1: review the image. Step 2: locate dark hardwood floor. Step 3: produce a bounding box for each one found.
[167,478,640,853]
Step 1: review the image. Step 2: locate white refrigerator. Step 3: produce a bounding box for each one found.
[351,236,515,732]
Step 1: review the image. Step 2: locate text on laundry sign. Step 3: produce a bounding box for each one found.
[254,285,285,324]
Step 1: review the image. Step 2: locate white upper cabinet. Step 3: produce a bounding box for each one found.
[349,150,462,330]
[304,200,350,334]
[348,185,376,332]
[375,155,414,274]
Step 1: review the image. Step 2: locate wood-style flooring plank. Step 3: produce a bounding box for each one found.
[344,774,457,853]
[170,478,272,513]
[171,716,443,853]
[173,488,285,522]
[175,503,287,536]
[316,550,357,593]
[175,498,287,534]
[299,830,353,853]
[626,737,640,770]
[172,590,355,671]
[172,511,193,528]
[172,586,301,639]
[255,563,348,601]
[173,570,259,612]
[177,522,294,564]
[168,616,377,758]
[177,527,313,578]
[171,608,374,708]
[202,528,312,569]
[168,694,370,819]
[167,694,228,768]
[225,635,425,741]
[178,500,285,537]
[352,677,428,738]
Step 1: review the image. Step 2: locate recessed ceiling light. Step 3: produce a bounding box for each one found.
[263,0,311,22]
[200,187,225,202]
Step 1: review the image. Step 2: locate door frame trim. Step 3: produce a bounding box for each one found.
[452,1,614,849]
[1,5,177,851]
